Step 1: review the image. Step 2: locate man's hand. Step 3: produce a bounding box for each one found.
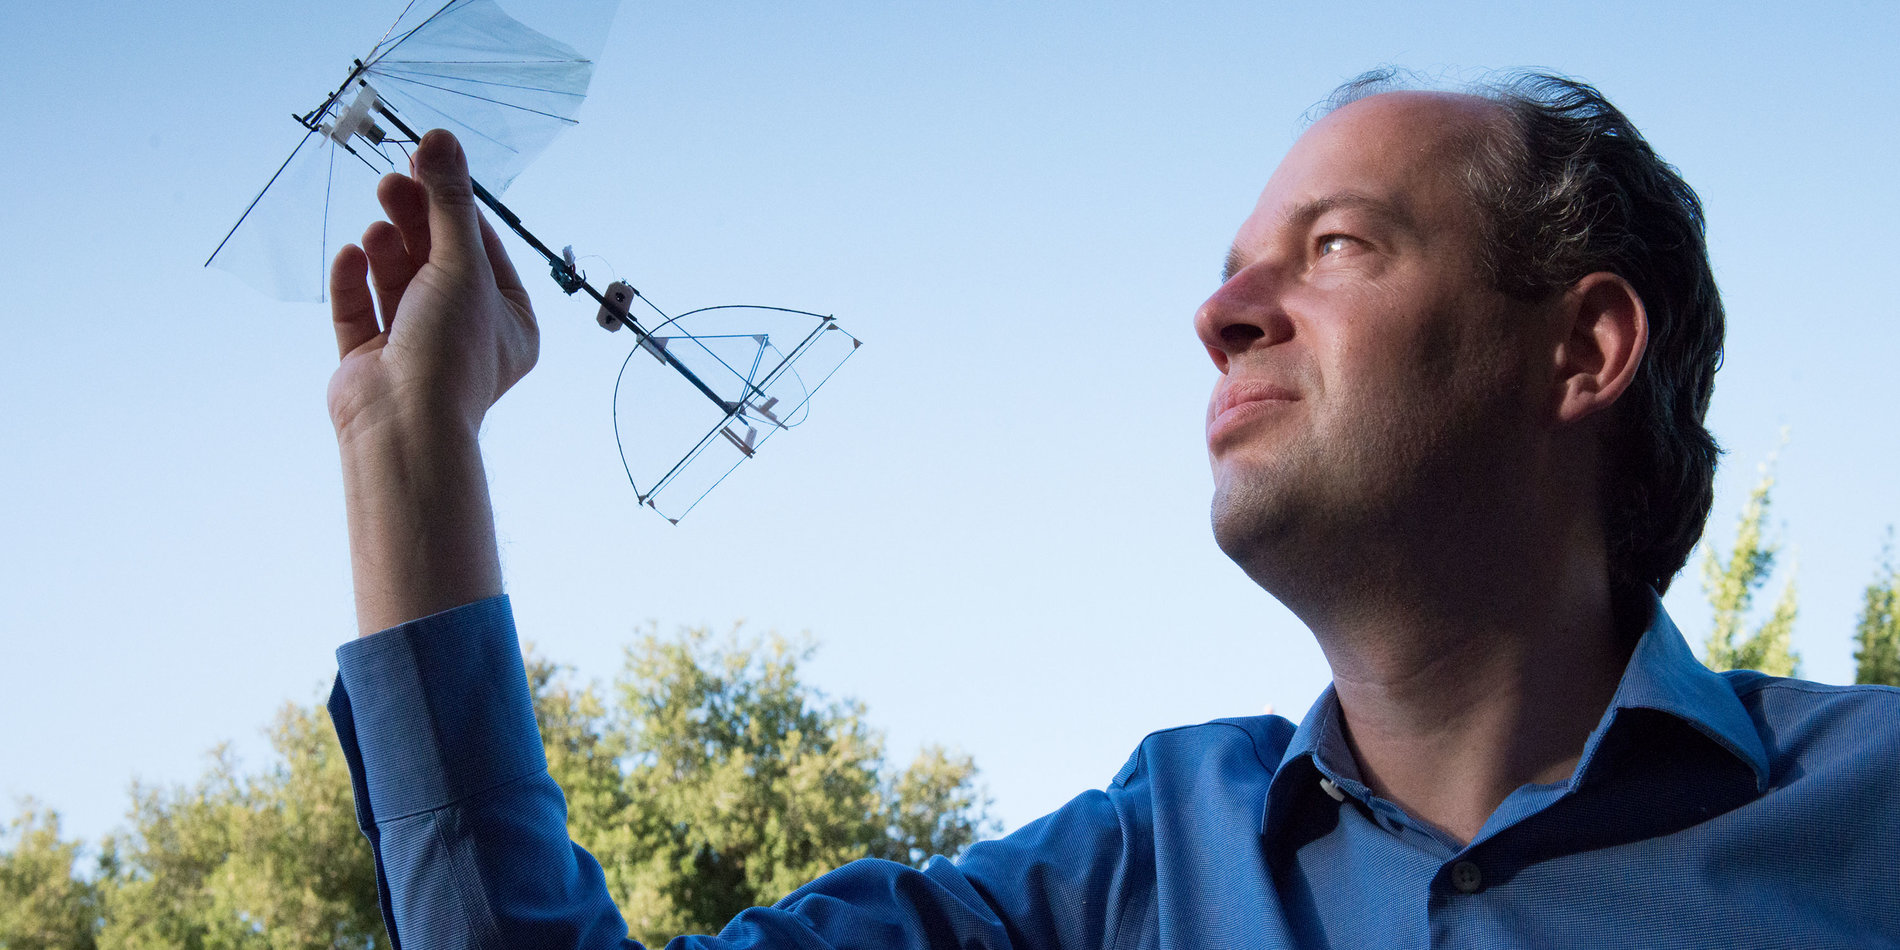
[327,128,538,443]
[325,129,537,635]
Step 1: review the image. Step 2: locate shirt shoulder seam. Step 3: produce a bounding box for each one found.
[1122,718,1285,784]
[1729,678,1900,699]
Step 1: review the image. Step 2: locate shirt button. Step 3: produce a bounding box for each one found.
[1450,860,1483,894]
[1318,777,1347,802]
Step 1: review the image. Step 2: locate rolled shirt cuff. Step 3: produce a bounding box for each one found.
[332,595,546,823]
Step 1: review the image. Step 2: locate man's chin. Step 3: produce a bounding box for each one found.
[1210,473,1298,572]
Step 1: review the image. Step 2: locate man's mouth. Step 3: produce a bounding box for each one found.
[1207,381,1300,446]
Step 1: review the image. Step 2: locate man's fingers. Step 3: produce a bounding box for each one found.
[478,212,527,299]
[377,172,430,266]
[362,220,419,327]
[329,245,380,360]
[411,129,489,277]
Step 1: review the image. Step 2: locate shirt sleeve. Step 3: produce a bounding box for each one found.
[329,595,634,949]
[328,596,1137,950]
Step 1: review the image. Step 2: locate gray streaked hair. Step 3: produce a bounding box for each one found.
[1325,69,1725,612]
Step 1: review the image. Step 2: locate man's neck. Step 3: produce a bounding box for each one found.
[1305,546,1633,846]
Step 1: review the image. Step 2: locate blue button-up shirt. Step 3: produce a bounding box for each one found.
[330,596,1900,948]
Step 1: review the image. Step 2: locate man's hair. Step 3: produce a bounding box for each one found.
[1323,70,1725,607]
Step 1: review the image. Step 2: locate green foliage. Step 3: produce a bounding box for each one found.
[1853,535,1900,687]
[1701,456,1800,677]
[0,709,376,950]
[2,628,991,949]
[534,627,994,945]
[0,802,100,950]
[91,705,385,950]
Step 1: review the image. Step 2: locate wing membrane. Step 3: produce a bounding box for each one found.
[208,0,864,525]
[207,0,617,301]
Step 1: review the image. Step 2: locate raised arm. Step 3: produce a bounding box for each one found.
[326,128,538,635]
[319,131,1103,950]
[319,128,646,948]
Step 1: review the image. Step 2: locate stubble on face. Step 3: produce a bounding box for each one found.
[1204,93,1541,602]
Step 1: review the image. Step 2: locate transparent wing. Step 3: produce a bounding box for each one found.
[207,0,619,301]
[364,0,605,192]
[203,128,387,304]
[614,307,862,523]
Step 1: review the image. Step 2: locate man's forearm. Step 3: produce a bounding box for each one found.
[339,412,503,636]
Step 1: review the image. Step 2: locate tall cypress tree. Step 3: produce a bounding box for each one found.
[1853,536,1900,687]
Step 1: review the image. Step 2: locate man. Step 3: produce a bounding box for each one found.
[324,72,1900,948]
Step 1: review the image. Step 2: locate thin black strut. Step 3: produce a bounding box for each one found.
[301,60,375,130]
[206,129,319,266]
[377,58,582,67]
[321,143,336,301]
[383,91,523,158]
[365,0,466,68]
[374,74,580,123]
[337,135,391,173]
[370,64,586,100]
[620,308,846,519]
[370,99,740,416]
[208,57,379,267]
[366,0,426,60]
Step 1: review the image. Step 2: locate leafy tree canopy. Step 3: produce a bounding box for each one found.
[1,802,100,950]
[2,626,992,949]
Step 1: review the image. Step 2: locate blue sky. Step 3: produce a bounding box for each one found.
[3,0,1896,847]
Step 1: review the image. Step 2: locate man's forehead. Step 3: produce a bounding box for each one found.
[1316,88,1499,129]
[1233,91,1500,245]
[1273,91,1496,190]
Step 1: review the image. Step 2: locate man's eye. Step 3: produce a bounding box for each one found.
[1317,235,1353,256]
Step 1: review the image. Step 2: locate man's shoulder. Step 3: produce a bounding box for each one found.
[1723,669,1900,701]
[1691,674,1900,918]
[1720,671,1900,768]
[1110,714,1298,790]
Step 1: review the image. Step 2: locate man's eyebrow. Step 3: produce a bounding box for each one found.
[1220,192,1420,283]
[1285,192,1419,237]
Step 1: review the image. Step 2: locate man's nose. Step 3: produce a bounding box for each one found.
[1193,266,1293,374]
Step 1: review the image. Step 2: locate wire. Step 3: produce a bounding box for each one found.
[372,73,581,123]
[610,340,646,501]
[205,129,321,266]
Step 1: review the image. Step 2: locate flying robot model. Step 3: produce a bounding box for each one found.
[207,0,860,523]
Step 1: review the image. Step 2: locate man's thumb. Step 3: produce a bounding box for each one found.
[414,129,486,268]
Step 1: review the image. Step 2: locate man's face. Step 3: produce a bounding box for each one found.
[1199,92,1546,586]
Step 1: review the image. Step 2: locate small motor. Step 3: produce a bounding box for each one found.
[596,280,634,331]
[321,82,386,147]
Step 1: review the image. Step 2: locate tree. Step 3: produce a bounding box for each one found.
[0,801,100,950]
[2,627,991,949]
[536,627,994,945]
[1701,455,1800,676]
[89,704,384,950]
[1854,534,1900,687]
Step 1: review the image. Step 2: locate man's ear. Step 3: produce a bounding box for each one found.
[1551,271,1647,426]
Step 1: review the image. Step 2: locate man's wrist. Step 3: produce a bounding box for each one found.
[337,405,504,636]
[333,390,484,456]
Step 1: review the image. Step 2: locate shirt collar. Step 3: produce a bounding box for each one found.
[1261,593,1771,840]
[1576,592,1771,793]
